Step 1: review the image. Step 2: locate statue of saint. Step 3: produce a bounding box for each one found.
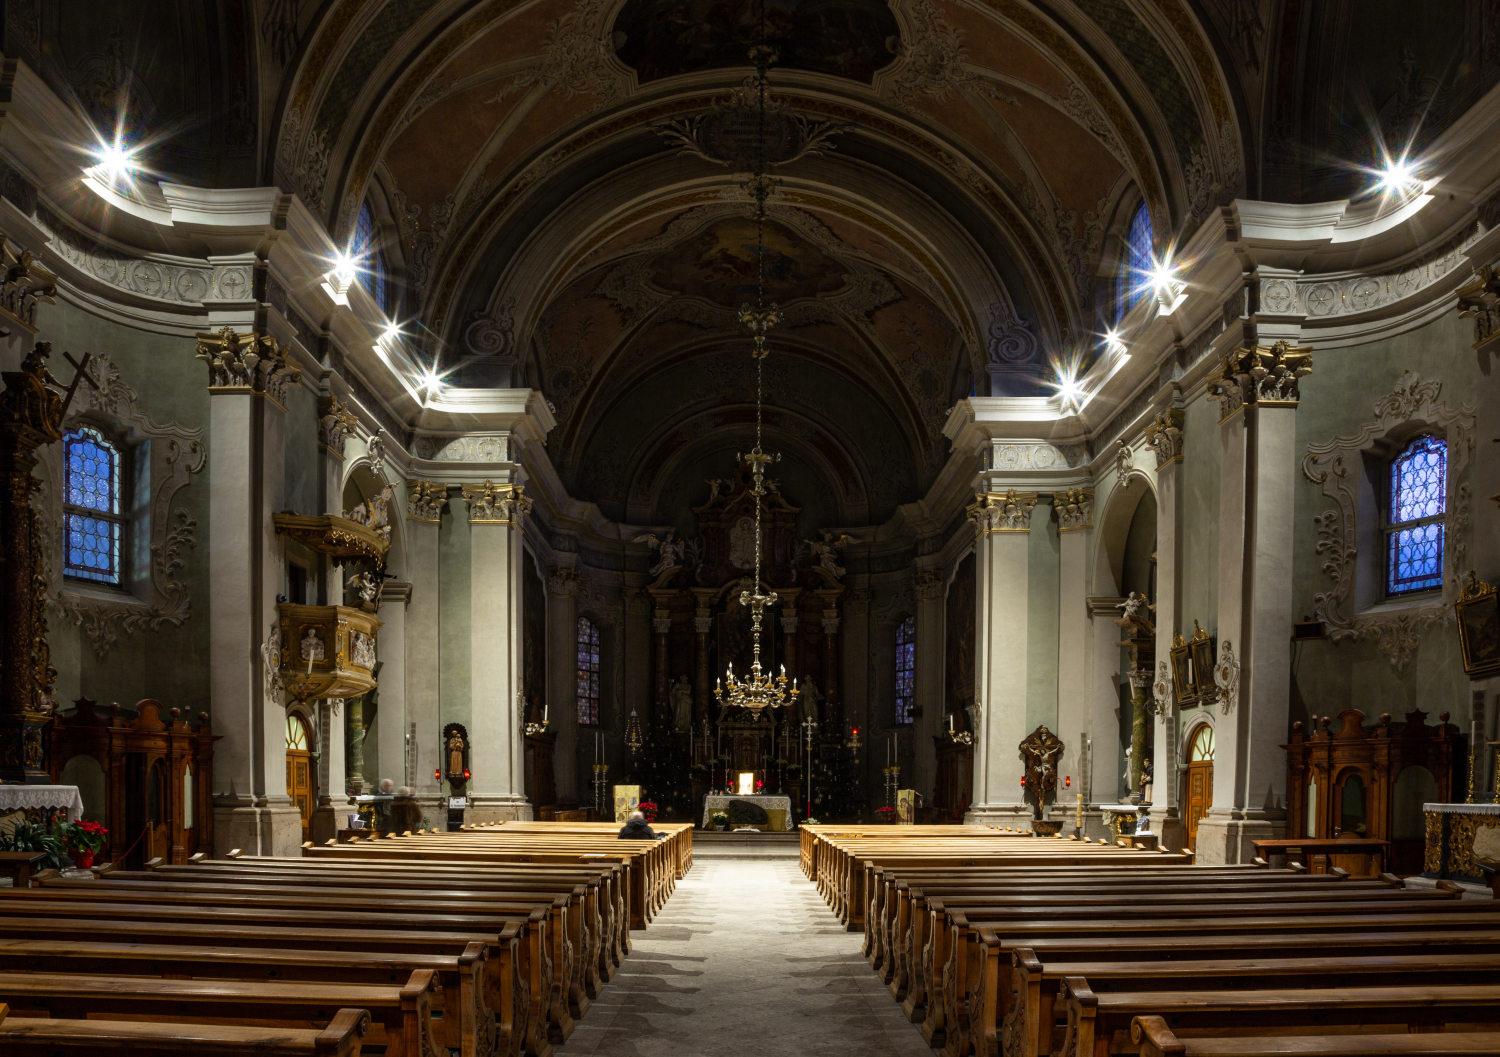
[670,675,694,732]
[447,730,466,777]
[300,627,325,662]
[799,677,823,725]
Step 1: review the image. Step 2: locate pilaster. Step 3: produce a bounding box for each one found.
[376,581,412,789]
[1054,488,1092,813]
[912,567,946,801]
[1145,407,1187,848]
[1197,343,1310,863]
[547,567,581,802]
[404,482,445,808]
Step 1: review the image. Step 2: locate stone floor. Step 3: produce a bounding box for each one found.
[569,856,935,1057]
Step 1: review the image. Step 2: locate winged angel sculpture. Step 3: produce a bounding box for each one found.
[633,529,687,588]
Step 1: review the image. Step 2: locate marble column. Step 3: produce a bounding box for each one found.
[465,481,534,822]
[965,489,1039,826]
[403,482,445,820]
[912,567,947,801]
[376,581,411,788]
[202,328,303,856]
[1197,343,1310,863]
[547,567,581,803]
[1053,490,1093,807]
[1145,409,1186,847]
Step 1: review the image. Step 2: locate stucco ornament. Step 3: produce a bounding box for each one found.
[1151,660,1173,718]
[1302,370,1475,670]
[1213,640,1240,715]
[406,480,447,522]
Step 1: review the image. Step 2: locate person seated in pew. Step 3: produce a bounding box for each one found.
[617,812,662,840]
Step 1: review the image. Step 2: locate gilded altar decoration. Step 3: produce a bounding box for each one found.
[275,603,383,701]
[1424,810,1444,874]
[1207,340,1312,420]
[195,326,301,406]
[1018,724,1063,818]
[1143,407,1184,466]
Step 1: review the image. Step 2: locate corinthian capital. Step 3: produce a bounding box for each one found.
[196,326,301,406]
[463,480,531,524]
[1207,341,1312,421]
[967,488,1038,534]
[318,397,359,458]
[406,480,448,522]
[1051,487,1093,531]
[1143,408,1185,467]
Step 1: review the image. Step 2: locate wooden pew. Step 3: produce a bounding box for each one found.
[0,970,444,1057]
[0,1003,373,1057]
[1058,977,1500,1057]
[1130,1017,1500,1057]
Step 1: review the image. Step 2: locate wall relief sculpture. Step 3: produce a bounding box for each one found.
[38,354,207,659]
[1301,370,1476,670]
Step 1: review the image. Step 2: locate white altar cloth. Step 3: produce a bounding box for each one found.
[702,794,792,830]
[0,784,84,822]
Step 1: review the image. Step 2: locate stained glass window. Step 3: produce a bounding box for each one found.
[894,616,916,725]
[353,201,390,313]
[1385,434,1446,595]
[1119,201,1154,312]
[577,616,601,727]
[63,425,124,585]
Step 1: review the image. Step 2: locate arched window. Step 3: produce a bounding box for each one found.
[1118,201,1153,312]
[63,425,125,585]
[354,201,390,314]
[576,616,601,727]
[1385,434,1446,595]
[894,616,916,725]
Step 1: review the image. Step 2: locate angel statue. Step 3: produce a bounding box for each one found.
[1118,591,1155,618]
[632,529,686,583]
[805,531,852,583]
[346,484,395,544]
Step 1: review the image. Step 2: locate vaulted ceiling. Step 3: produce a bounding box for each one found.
[26,0,1500,527]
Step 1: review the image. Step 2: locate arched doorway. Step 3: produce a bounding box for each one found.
[286,713,315,842]
[1184,723,1214,851]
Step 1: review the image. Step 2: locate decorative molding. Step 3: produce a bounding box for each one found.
[821,615,841,635]
[318,396,359,457]
[1212,640,1239,715]
[462,480,531,524]
[984,441,1085,471]
[967,489,1038,534]
[1052,487,1093,531]
[547,567,581,597]
[695,614,714,634]
[1143,408,1185,467]
[652,615,672,635]
[196,327,301,407]
[1114,441,1134,479]
[1301,370,1476,670]
[1150,660,1173,718]
[1457,264,1500,352]
[405,480,447,523]
[412,433,511,462]
[1207,341,1312,421]
[42,354,207,659]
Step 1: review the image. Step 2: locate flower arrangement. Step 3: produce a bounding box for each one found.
[710,811,729,829]
[57,819,108,869]
[638,801,659,823]
[754,778,765,793]
[876,805,897,824]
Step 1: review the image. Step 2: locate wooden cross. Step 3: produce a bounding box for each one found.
[57,351,98,417]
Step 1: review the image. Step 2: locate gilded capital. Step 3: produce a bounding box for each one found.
[548,568,581,597]
[462,480,530,524]
[406,480,448,522]
[318,396,359,458]
[1207,340,1312,421]
[967,488,1038,534]
[1143,408,1185,467]
[1052,487,1093,531]
[196,326,301,406]
[1457,264,1500,353]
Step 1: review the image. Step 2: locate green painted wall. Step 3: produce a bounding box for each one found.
[1028,501,1060,731]
[1291,311,1481,733]
[37,300,210,714]
[439,499,472,729]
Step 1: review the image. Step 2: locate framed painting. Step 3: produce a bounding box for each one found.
[1170,633,1197,704]
[1189,624,1217,702]
[1456,574,1500,679]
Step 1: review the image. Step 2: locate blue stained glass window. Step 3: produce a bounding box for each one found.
[1386,434,1447,595]
[895,616,916,725]
[63,425,123,585]
[1120,201,1154,312]
[353,201,390,313]
[577,616,601,727]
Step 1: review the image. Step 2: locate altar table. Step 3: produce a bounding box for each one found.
[0,784,84,832]
[702,794,792,831]
[1422,802,1500,884]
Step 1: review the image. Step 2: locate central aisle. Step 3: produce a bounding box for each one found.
[573,857,934,1056]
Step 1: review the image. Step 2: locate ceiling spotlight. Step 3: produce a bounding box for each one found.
[1375,157,1419,196]
[381,322,401,345]
[418,367,446,397]
[332,251,358,289]
[1054,371,1083,413]
[1103,329,1127,357]
[87,139,138,186]
[1146,254,1186,315]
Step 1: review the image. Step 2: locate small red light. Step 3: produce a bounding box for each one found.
[1065,775,1071,788]
[463,768,471,780]
[435,768,441,780]
[1020,776,1026,786]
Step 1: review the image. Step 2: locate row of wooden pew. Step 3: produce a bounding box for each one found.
[802,824,1500,1057]
[0,820,692,1057]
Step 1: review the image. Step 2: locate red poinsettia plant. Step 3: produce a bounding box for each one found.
[57,819,107,869]
[754,778,765,793]
[875,805,898,824]
[637,801,658,823]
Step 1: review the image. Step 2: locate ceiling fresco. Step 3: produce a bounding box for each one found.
[612,0,901,84]
[47,0,1492,531]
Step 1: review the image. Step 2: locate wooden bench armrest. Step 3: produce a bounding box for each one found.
[1329,867,1349,879]
[1131,1015,1184,1057]
[1009,945,1041,975]
[1252,857,1268,868]
[316,1008,372,1057]
[1379,872,1404,887]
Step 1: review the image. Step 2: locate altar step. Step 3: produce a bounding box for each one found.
[693,830,800,859]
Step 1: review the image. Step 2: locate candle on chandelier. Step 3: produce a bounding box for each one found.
[948,711,954,733]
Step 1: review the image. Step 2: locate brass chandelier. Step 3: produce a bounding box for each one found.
[714,12,799,719]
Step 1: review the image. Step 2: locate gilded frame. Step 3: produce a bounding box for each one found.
[1170,633,1197,704]
[1456,574,1500,679]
